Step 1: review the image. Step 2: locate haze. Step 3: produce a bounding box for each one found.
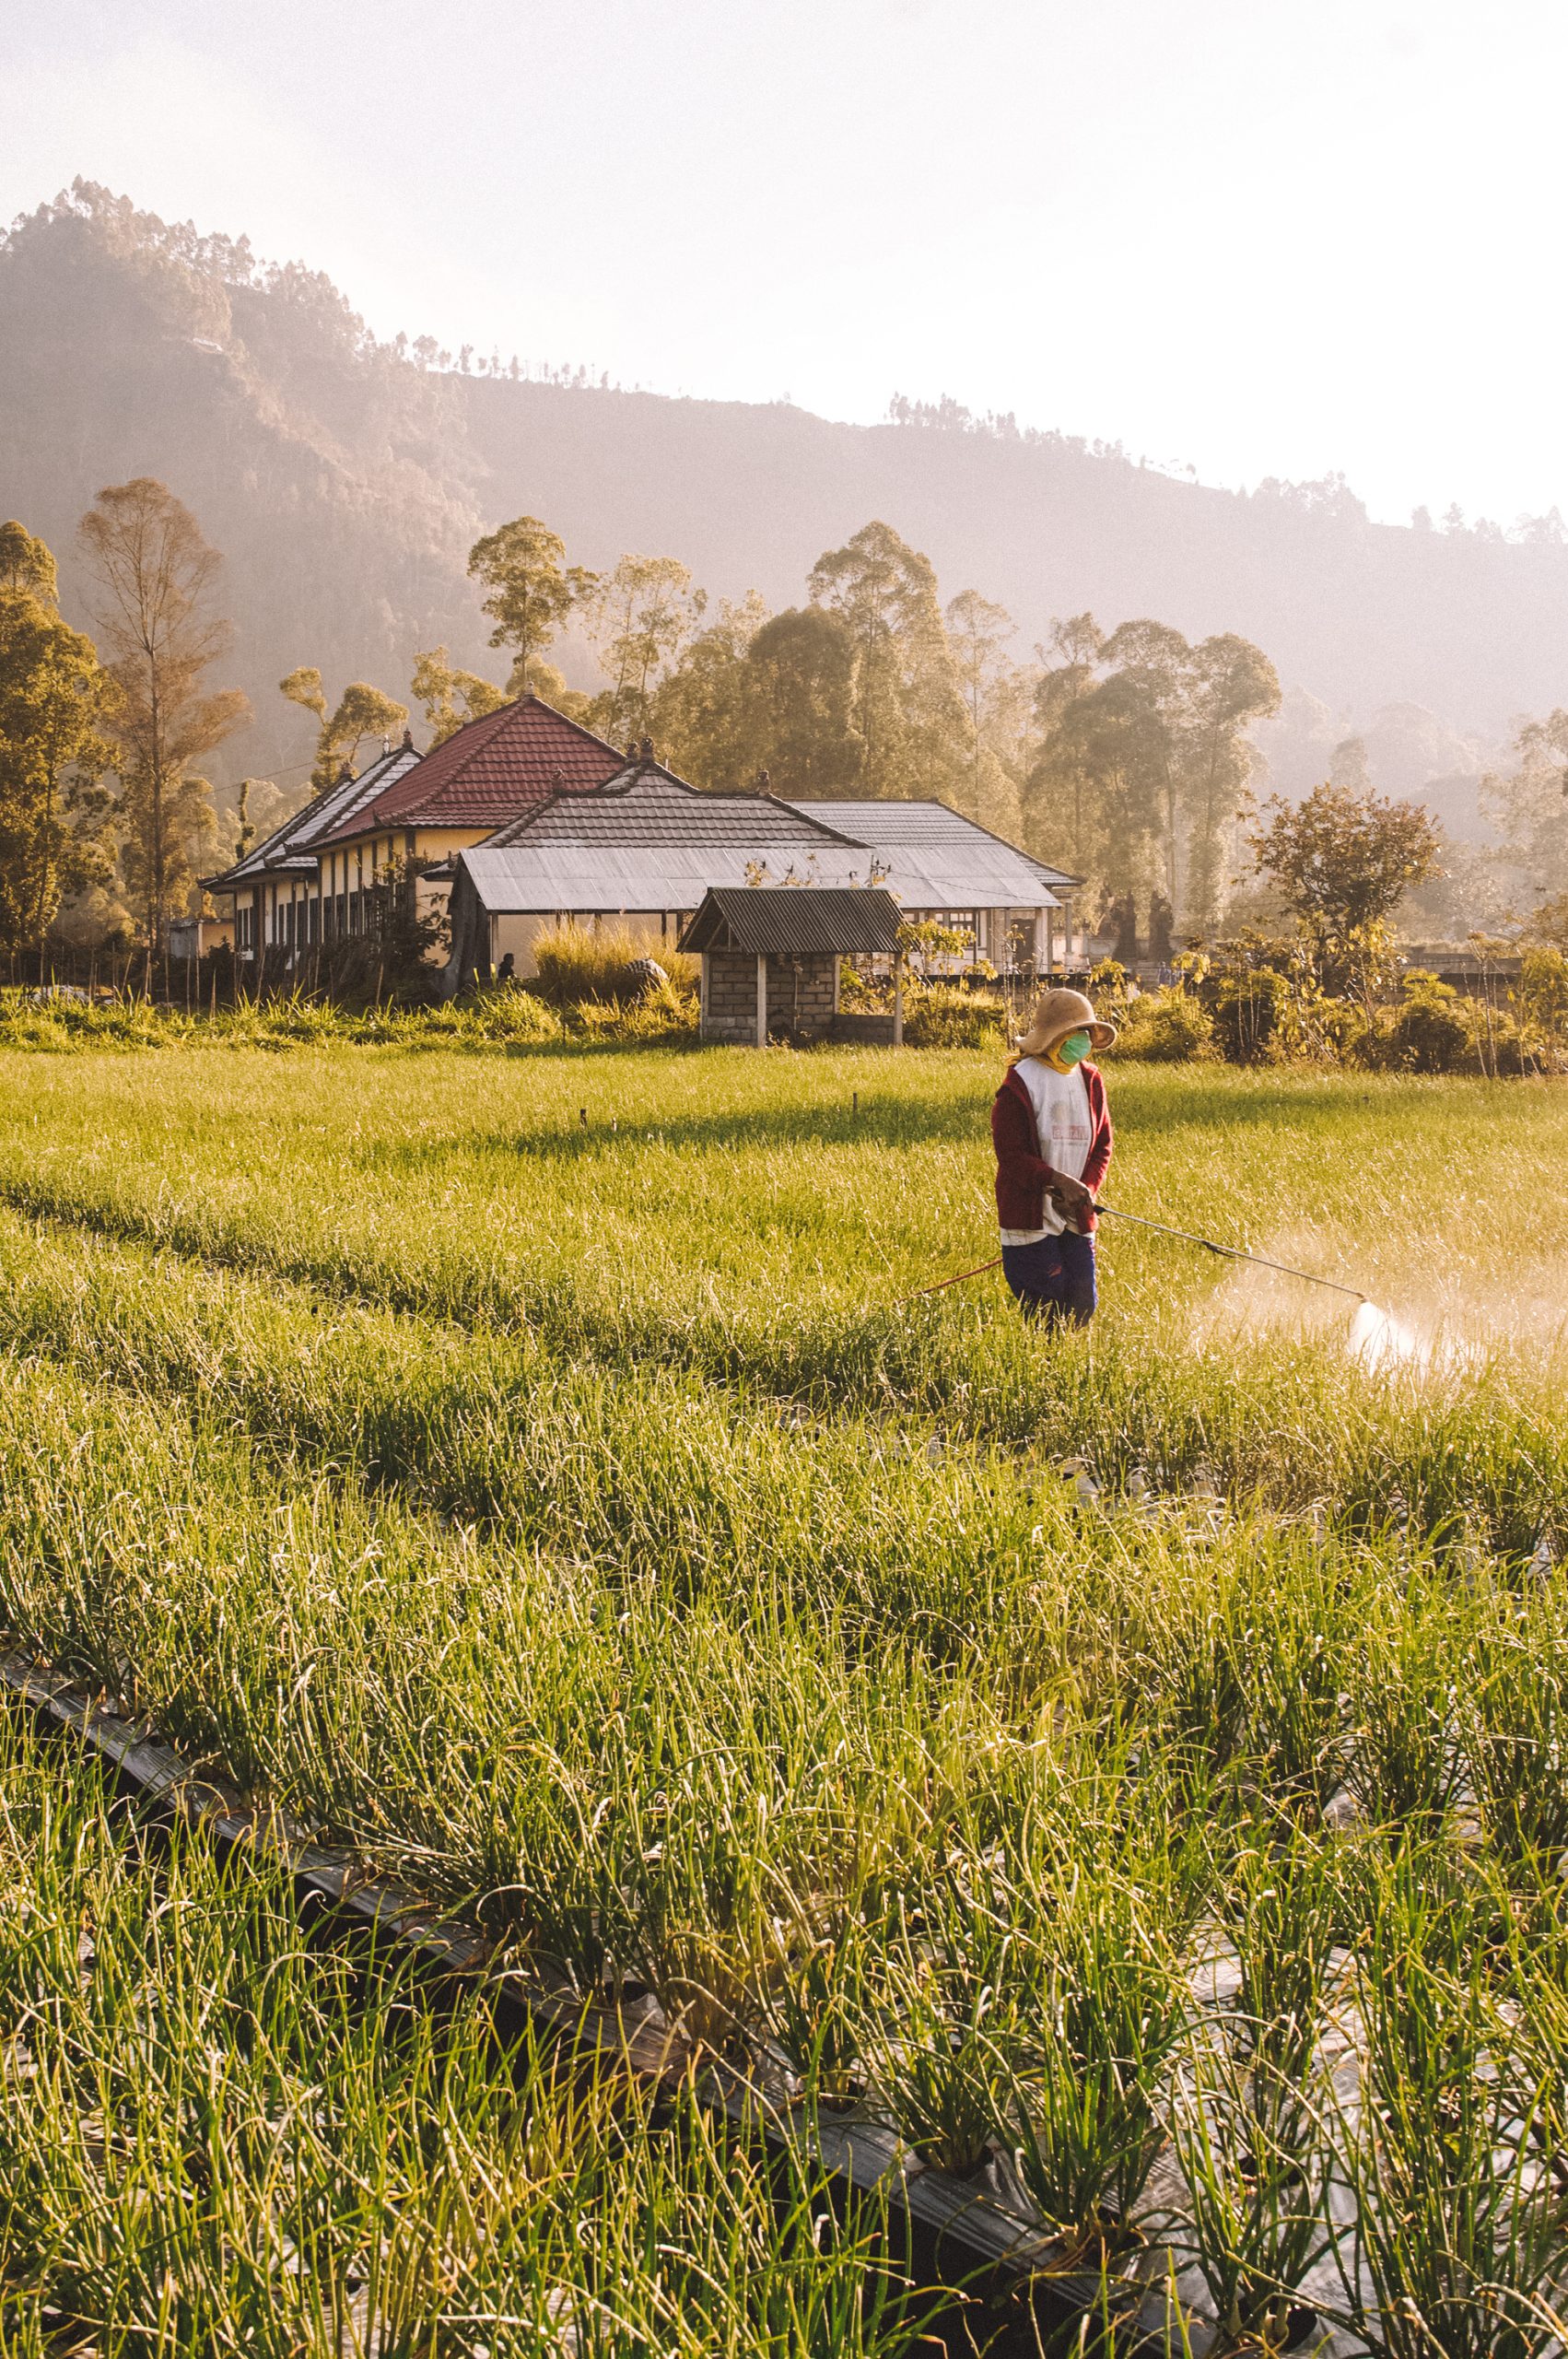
[4,0,1563,530]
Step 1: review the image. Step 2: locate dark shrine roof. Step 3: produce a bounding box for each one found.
[679,886,905,957]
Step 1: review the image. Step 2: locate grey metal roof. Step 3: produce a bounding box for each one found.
[680,887,904,957]
[459,772,1059,912]
[459,843,875,912]
[787,799,1080,890]
[207,745,421,888]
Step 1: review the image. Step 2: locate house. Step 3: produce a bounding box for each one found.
[782,800,1085,969]
[680,886,905,1046]
[442,755,884,985]
[205,698,629,963]
[441,759,1069,988]
[203,738,421,963]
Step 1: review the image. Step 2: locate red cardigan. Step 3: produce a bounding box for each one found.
[991,1062,1112,1234]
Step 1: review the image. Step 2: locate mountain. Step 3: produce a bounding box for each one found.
[3,183,1564,814]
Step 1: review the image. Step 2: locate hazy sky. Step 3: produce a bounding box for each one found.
[5,0,1564,528]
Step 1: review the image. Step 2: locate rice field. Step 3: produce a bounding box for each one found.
[1,1038,1566,2354]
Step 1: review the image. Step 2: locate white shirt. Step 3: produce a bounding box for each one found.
[1000,1057,1093,1244]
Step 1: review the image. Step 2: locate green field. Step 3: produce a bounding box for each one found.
[2,1040,1566,2353]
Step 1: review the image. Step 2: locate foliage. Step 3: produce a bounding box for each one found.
[279,665,408,787]
[408,643,507,745]
[901,982,1006,1047]
[585,553,707,746]
[1,1045,1567,2343]
[529,921,697,1005]
[1113,983,1218,1062]
[1027,617,1279,929]
[1250,780,1441,994]
[808,522,970,808]
[78,478,249,950]
[1484,710,1568,897]
[0,538,116,956]
[1376,969,1473,1074]
[467,514,599,698]
[646,593,769,789]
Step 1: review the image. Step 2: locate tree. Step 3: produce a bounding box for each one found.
[409,646,506,747]
[280,668,408,788]
[1178,633,1281,931]
[647,593,767,789]
[585,555,707,745]
[945,589,1024,833]
[1483,710,1568,896]
[78,479,248,953]
[0,547,115,958]
[0,520,59,604]
[1250,780,1441,990]
[739,606,860,796]
[467,516,599,698]
[808,521,969,803]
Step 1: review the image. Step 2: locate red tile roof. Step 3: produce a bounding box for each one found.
[319,696,626,843]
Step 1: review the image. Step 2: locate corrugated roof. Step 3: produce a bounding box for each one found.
[457,839,1057,912]
[207,745,421,888]
[319,696,626,842]
[460,843,875,911]
[680,887,904,957]
[787,799,1082,889]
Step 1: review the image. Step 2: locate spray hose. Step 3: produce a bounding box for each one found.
[896,1203,1367,1307]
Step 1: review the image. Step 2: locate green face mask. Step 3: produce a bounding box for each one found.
[1054,1028,1092,1068]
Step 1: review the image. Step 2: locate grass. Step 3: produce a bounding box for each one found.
[1,1037,1567,2349]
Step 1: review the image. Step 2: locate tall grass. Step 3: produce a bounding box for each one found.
[1,1040,1566,2345]
[0,1710,934,2358]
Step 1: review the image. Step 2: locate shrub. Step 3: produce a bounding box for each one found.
[1375,971,1471,1075]
[531,923,696,1005]
[1206,964,1293,1062]
[1515,947,1568,1067]
[902,985,1007,1049]
[1112,987,1217,1063]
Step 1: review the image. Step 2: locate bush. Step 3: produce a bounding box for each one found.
[902,985,1008,1049]
[1374,971,1471,1075]
[1112,987,1217,1063]
[531,923,696,1005]
[1206,964,1293,1062]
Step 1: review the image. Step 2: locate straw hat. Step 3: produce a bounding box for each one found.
[1012,986,1117,1060]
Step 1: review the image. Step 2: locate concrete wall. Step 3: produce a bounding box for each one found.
[699,950,839,1045]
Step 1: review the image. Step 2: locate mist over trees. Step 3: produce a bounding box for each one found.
[6,182,1568,954]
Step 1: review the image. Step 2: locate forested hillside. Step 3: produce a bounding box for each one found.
[4,182,1564,804]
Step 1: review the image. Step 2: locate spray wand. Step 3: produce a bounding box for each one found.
[899,1203,1367,1307]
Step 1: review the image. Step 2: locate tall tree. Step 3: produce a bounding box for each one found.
[808,522,968,804]
[1483,710,1568,895]
[740,606,860,796]
[0,520,59,604]
[1179,633,1281,932]
[647,593,767,788]
[280,668,408,787]
[467,516,599,698]
[585,555,707,746]
[78,479,247,952]
[945,589,1021,830]
[409,646,507,746]
[0,538,115,957]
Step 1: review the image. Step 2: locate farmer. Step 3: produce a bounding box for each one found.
[991,987,1116,1327]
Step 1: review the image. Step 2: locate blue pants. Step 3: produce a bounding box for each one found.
[1001,1231,1097,1327]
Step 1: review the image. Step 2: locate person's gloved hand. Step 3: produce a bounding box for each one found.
[1048,1173,1094,1221]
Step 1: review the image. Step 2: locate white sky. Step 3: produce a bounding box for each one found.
[4,0,1563,528]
